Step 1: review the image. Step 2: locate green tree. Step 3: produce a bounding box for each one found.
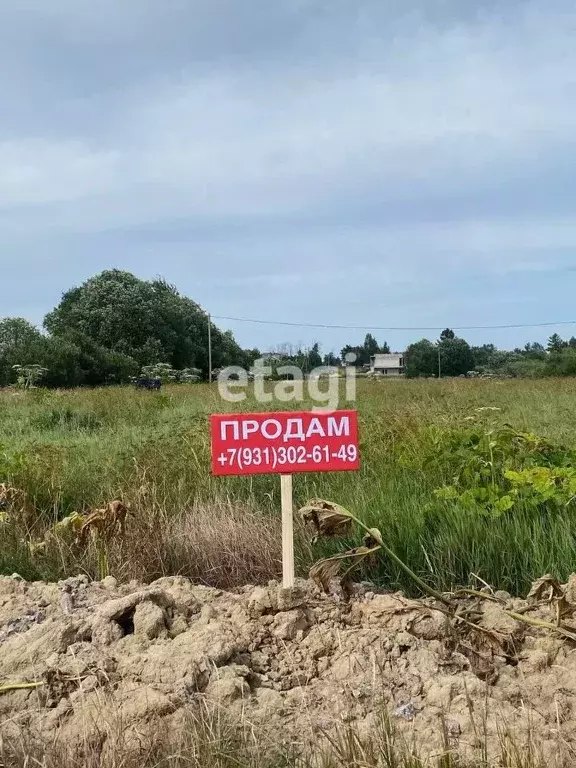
[440,328,455,341]
[44,270,245,375]
[547,333,566,353]
[308,342,322,369]
[340,344,363,366]
[471,343,497,370]
[341,336,390,367]
[438,337,475,377]
[545,348,576,376]
[323,351,340,366]
[491,350,524,374]
[45,330,139,387]
[522,342,547,360]
[362,334,390,362]
[405,339,437,378]
[242,348,262,368]
[504,358,546,378]
[0,318,45,386]
[40,335,84,388]
[362,334,380,359]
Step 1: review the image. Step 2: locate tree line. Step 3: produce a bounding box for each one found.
[2,269,576,387]
[275,329,576,379]
[0,270,259,388]
[404,330,576,378]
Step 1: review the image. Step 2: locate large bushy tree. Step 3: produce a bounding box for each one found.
[406,336,474,377]
[405,339,438,377]
[438,337,475,377]
[44,270,245,373]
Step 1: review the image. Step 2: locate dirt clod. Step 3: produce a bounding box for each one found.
[2,575,576,765]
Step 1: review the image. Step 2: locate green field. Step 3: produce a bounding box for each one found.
[2,377,576,595]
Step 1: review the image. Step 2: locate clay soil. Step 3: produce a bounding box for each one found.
[1,574,576,765]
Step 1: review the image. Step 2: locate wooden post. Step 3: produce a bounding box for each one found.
[281,474,294,588]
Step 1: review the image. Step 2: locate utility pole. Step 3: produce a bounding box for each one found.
[207,313,213,384]
[438,345,441,379]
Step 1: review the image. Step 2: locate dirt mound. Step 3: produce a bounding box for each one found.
[1,574,575,764]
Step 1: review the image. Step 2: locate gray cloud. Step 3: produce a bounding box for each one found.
[1,0,575,352]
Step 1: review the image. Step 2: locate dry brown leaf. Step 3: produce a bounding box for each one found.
[0,484,26,507]
[0,484,28,523]
[309,558,344,592]
[526,575,572,625]
[309,545,380,592]
[76,500,130,547]
[299,499,353,541]
[527,574,564,602]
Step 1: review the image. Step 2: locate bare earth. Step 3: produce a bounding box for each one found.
[1,574,575,764]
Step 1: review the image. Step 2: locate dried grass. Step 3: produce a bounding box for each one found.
[117,500,285,588]
[0,703,560,768]
[3,499,286,589]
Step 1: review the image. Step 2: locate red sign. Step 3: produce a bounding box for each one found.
[210,410,359,476]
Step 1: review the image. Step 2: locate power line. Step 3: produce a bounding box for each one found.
[211,315,576,332]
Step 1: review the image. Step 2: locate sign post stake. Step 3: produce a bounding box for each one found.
[280,474,295,589]
[210,410,360,593]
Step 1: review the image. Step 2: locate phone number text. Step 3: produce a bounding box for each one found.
[215,443,358,471]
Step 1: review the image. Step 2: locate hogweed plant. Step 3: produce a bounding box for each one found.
[12,364,48,389]
[299,499,447,603]
[31,500,131,580]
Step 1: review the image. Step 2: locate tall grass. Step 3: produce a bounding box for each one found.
[2,378,576,593]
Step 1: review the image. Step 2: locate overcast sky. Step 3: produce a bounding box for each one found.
[1,0,575,354]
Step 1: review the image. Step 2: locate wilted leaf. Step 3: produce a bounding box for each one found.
[27,501,130,562]
[309,545,381,592]
[28,540,47,557]
[527,574,564,602]
[526,575,572,624]
[53,511,85,535]
[309,557,344,592]
[506,610,576,643]
[28,515,85,558]
[76,500,130,547]
[299,499,353,541]
[0,483,26,512]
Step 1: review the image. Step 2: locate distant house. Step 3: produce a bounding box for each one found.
[370,353,405,377]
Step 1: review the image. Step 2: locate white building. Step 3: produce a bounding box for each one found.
[370,353,405,377]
